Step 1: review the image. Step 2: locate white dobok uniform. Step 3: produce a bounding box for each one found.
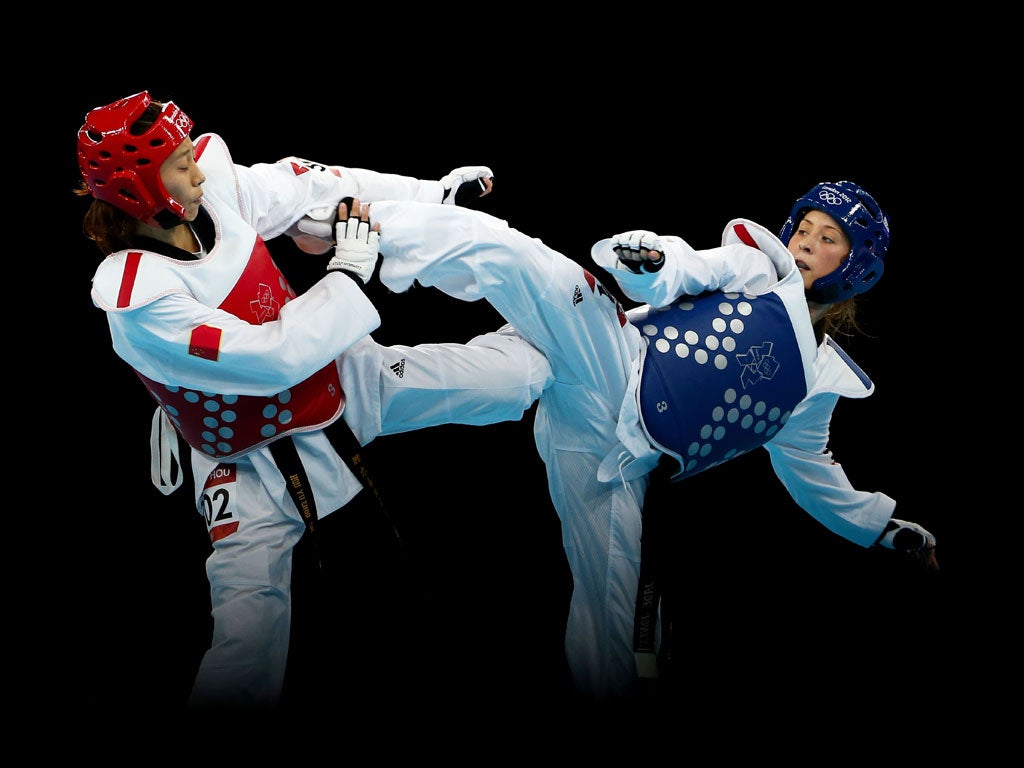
[90,135,552,709]
[368,200,897,698]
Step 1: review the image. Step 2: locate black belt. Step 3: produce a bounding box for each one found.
[633,455,677,680]
[268,417,402,568]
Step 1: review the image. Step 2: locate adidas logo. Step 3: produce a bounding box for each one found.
[390,359,406,378]
[572,285,583,306]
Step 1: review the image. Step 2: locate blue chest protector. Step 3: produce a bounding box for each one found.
[636,290,807,479]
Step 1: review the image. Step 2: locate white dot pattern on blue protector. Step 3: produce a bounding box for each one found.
[636,291,807,478]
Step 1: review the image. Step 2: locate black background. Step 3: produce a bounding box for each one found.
[38,50,1000,739]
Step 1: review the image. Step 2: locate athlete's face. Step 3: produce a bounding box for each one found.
[160,138,206,221]
[786,209,851,292]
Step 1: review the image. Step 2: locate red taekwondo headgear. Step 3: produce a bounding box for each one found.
[77,91,195,228]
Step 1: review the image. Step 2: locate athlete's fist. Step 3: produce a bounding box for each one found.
[876,517,939,571]
[611,230,665,274]
[440,166,494,206]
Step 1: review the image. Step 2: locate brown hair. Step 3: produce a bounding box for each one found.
[816,298,863,342]
[74,188,139,255]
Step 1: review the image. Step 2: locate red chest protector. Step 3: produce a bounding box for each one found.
[135,236,344,461]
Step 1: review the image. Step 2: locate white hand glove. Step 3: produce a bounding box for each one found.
[327,211,380,284]
[440,165,493,205]
[876,518,936,552]
[611,230,665,274]
[284,205,337,255]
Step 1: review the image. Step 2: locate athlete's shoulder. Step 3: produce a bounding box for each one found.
[91,248,188,312]
[721,218,798,283]
[194,132,227,160]
[809,335,874,398]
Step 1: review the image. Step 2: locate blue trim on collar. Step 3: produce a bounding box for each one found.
[825,337,871,389]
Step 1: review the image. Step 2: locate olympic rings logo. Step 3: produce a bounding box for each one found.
[819,190,846,206]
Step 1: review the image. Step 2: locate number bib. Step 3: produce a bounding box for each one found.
[201,463,239,542]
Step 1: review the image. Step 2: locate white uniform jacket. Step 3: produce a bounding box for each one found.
[91,133,445,514]
[592,218,894,548]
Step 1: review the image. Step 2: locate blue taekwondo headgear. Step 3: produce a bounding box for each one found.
[778,180,890,304]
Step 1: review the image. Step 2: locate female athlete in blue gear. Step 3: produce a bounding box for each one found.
[325,179,938,700]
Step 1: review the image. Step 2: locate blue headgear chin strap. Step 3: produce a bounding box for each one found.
[778,181,890,304]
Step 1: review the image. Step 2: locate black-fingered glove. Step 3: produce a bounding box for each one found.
[875,517,939,570]
[610,230,666,274]
[440,166,493,207]
[326,198,379,285]
[876,518,936,553]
